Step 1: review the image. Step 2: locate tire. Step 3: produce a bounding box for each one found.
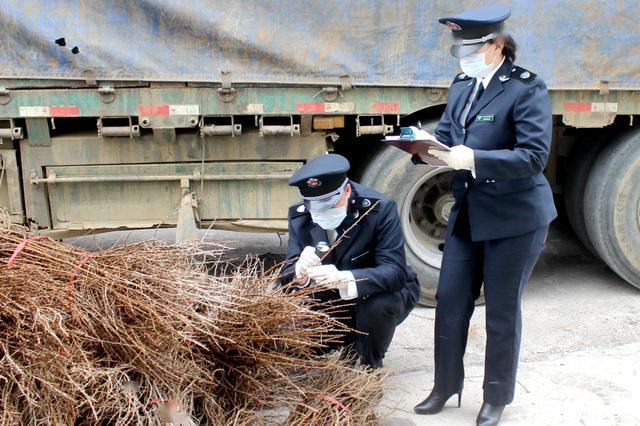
[564,133,608,255]
[584,129,640,289]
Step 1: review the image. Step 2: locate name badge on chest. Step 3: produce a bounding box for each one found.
[476,114,495,122]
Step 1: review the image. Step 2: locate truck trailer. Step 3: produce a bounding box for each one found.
[1,0,639,305]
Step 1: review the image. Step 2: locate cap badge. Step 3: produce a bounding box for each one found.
[520,71,531,79]
[499,75,509,82]
[445,21,462,31]
[362,199,371,208]
[306,178,322,188]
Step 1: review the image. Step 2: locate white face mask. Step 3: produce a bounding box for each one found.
[311,205,347,230]
[460,52,493,79]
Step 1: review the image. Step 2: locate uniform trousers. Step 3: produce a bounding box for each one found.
[434,206,548,405]
[312,289,409,368]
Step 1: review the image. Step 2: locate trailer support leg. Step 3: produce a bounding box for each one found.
[176,179,199,243]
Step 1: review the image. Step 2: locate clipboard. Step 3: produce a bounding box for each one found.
[383,126,450,167]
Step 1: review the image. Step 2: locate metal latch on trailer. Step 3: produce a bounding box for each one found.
[200,116,242,137]
[314,75,354,102]
[259,116,300,137]
[356,115,394,137]
[0,119,24,141]
[0,87,10,105]
[97,117,140,138]
[315,86,343,103]
[97,85,116,103]
[218,71,236,103]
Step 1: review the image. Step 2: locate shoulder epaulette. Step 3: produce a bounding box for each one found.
[289,203,308,218]
[452,72,472,84]
[350,197,380,211]
[510,65,537,84]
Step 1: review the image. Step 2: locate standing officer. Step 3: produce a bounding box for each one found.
[412,5,557,426]
[280,153,420,368]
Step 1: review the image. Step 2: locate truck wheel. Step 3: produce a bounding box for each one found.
[584,129,640,289]
[360,144,447,306]
[564,134,608,254]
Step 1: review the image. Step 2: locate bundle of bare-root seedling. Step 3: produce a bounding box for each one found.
[0,215,384,425]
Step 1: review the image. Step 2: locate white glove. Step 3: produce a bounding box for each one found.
[295,246,321,278]
[307,265,358,300]
[428,145,475,171]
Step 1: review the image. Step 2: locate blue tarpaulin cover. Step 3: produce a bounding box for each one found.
[0,0,638,88]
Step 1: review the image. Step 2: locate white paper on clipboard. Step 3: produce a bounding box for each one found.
[383,126,450,166]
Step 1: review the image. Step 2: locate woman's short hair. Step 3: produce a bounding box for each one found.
[490,35,517,62]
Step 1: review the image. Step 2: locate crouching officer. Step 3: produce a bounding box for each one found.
[279,153,420,368]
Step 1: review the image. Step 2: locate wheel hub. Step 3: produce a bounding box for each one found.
[401,168,453,269]
[434,194,455,225]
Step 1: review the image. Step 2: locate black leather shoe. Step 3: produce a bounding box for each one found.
[476,401,505,426]
[414,389,462,415]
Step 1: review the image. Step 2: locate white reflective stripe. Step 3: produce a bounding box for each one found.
[324,102,355,113]
[591,103,618,113]
[245,103,264,114]
[457,32,497,45]
[19,106,49,117]
[168,104,199,115]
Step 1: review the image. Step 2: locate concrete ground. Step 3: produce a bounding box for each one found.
[69,219,640,426]
[380,222,640,426]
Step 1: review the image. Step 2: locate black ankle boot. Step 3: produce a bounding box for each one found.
[414,389,462,415]
[476,401,505,426]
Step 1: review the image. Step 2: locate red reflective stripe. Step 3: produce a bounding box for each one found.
[563,102,592,112]
[138,104,170,115]
[296,102,325,113]
[6,236,47,268]
[321,395,350,414]
[67,254,96,296]
[49,106,79,116]
[371,101,399,113]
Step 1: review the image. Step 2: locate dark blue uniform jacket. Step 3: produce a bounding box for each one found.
[436,60,557,241]
[281,182,420,313]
